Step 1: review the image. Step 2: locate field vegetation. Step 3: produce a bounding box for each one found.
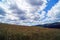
[0,23,60,40]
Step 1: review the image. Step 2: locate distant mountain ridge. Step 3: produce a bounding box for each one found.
[36,22,60,28]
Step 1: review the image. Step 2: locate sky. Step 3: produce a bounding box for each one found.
[0,0,60,26]
[44,0,59,13]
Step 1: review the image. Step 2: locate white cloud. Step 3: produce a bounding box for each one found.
[0,0,48,26]
[40,0,60,24]
[0,15,4,17]
[5,14,19,20]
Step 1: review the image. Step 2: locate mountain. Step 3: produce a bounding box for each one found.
[36,22,60,28]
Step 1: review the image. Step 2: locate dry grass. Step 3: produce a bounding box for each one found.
[0,23,60,40]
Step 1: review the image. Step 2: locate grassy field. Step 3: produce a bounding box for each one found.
[0,23,60,40]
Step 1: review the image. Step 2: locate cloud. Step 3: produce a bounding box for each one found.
[26,0,44,6]
[40,0,60,24]
[0,0,48,26]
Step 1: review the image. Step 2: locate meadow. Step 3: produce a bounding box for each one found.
[0,23,60,40]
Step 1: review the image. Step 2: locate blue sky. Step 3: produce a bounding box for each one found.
[40,0,59,21]
[0,0,2,1]
[44,0,59,13]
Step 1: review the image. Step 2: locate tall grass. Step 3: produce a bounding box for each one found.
[0,23,60,40]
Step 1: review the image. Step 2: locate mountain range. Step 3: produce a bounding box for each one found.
[36,22,60,28]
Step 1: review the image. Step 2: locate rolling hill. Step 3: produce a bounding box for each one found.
[36,22,60,28]
[0,23,60,40]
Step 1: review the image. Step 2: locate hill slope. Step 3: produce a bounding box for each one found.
[0,23,60,40]
[36,22,60,28]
